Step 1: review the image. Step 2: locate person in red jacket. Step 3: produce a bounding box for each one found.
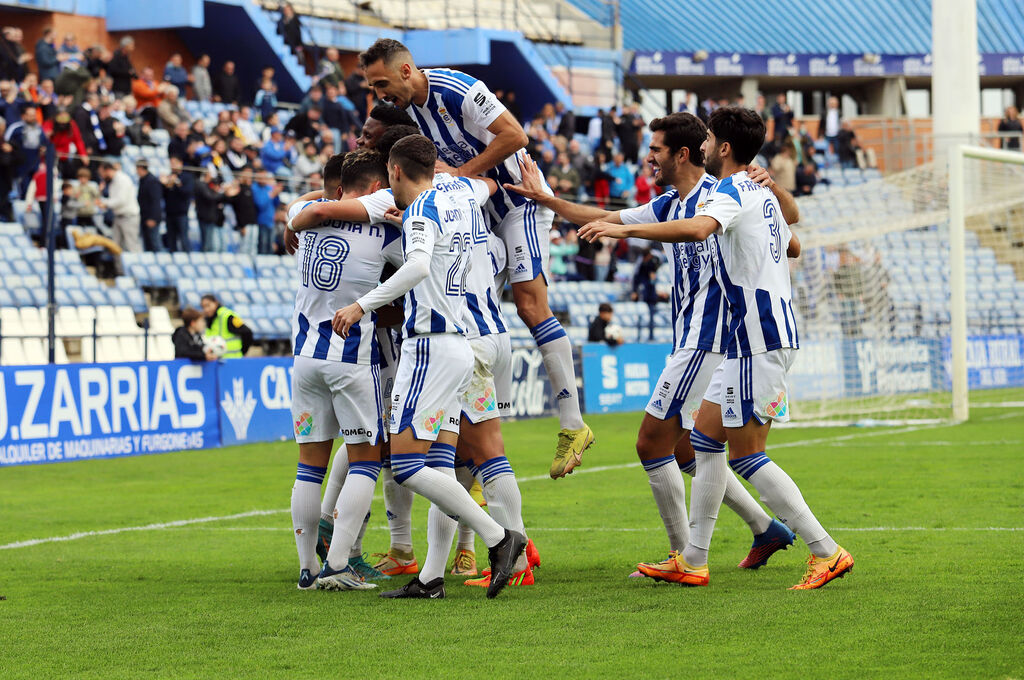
[41,108,87,178]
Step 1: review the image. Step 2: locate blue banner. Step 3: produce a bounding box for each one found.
[507,346,559,419]
[0,360,219,467]
[945,335,1024,390]
[842,338,943,397]
[581,342,670,414]
[216,357,295,446]
[631,51,1024,78]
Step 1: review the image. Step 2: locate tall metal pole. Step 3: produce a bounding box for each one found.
[45,144,56,364]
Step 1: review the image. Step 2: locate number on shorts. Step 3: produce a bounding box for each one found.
[301,232,350,291]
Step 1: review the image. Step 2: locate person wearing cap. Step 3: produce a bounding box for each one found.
[200,294,253,358]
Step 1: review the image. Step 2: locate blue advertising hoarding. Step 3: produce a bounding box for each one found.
[581,342,669,414]
[0,360,219,467]
[216,357,295,446]
[945,335,1024,390]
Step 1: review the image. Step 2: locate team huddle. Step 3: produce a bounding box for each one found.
[284,38,853,599]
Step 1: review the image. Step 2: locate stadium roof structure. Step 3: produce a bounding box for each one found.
[568,0,1024,54]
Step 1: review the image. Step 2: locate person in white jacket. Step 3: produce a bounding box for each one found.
[100,161,141,253]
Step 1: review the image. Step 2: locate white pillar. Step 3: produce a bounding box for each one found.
[932,0,980,154]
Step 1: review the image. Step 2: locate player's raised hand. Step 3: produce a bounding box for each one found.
[383,207,403,225]
[332,303,365,338]
[435,159,458,175]
[504,155,545,201]
[747,163,776,190]
[578,220,628,242]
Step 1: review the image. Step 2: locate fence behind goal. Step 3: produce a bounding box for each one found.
[787,146,1024,425]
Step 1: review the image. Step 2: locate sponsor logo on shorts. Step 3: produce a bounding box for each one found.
[497,400,511,411]
[447,415,460,426]
[423,410,444,435]
[514,263,528,274]
[651,398,663,409]
[764,392,788,418]
[340,427,368,437]
[474,387,497,412]
[724,407,737,419]
[294,411,314,436]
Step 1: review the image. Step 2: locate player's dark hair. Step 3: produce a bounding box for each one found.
[707,107,765,165]
[359,38,411,70]
[369,104,416,128]
[322,152,348,188]
[376,124,419,160]
[341,149,386,190]
[649,112,706,166]
[388,135,436,182]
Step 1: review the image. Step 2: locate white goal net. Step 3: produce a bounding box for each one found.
[786,147,1024,425]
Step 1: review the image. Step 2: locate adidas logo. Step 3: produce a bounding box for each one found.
[651,399,663,409]
[724,407,736,418]
[514,263,528,273]
[556,388,572,400]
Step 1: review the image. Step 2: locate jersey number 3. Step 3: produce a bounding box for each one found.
[301,232,350,291]
[763,200,782,263]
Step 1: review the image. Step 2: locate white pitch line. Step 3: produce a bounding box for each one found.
[1,413,1018,551]
[174,525,1024,533]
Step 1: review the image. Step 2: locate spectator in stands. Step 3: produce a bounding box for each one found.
[168,120,190,160]
[315,47,344,88]
[73,92,106,161]
[201,293,253,358]
[136,160,163,252]
[795,160,818,196]
[0,78,22,125]
[84,44,110,79]
[58,34,84,72]
[617,103,644,164]
[278,2,304,58]
[292,140,320,182]
[998,106,1022,150]
[173,307,216,361]
[323,82,359,140]
[97,98,125,156]
[634,163,655,205]
[0,119,20,220]
[548,151,581,198]
[230,169,258,256]
[556,100,575,139]
[132,67,161,109]
[157,84,190,129]
[74,166,101,227]
[213,61,240,105]
[549,229,578,281]
[192,54,212,102]
[59,180,78,233]
[286,104,322,142]
[34,28,59,82]
[631,248,663,340]
[253,169,282,254]
[836,121,860,169]
[771,93,793,143]
[6,101,46,195]
[604,152,634,208]
[794,123,815,165]
[1,27,31,82]
[196,167,231,252]
[818,95,842,160]
[586,108,603,150]
[769,139,797,192]
[260,127,291,175]
[588,303,621,347]
[224,136,249,175]
[161,155,194,253]
[756,94,771,123]
[108,37,136,96]
[99,160,140,253]
[42,107,87,178]
[344,64,371,121]
[163,53,189,97]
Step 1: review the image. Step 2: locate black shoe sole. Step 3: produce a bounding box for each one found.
[379,578,445,599]
[486,531,527,599]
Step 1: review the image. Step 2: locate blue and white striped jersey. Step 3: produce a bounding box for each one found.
[358,174,508,339]
[696,171,799,358]
[400,189,472,338]
[619,174,727,353]
[288,200,403,363]
[404,68,541,220]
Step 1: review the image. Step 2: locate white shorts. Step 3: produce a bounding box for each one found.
[703,349,795,428]
[390,334,473,441]
[462,332,513,425]
[645,348,724,431]
[291,356,384,445]
[493,199,554,285]
[376,326,400,419]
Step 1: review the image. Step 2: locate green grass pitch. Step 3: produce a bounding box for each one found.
[2,396,1023,679]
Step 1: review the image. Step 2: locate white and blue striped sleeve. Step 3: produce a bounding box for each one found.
[696,179,743,232]
[356,188,396,224]
[402,196,440,256]
[619,191,676,225]
[460,78,506,130]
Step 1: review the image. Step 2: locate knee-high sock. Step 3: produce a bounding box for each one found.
[682,431,728,567]
[419,443,459,583]
[391,452,506,546]
[382,463,414,553]
[479,456,529,570]
[320,444,348,523]
[679,457,771,536]
[644,455,688,553]
[530,317,584,430]
[291,463,326,572]
[454,462,476,551]
[350,511,370,558]
[731,452,837,558]
[325,461,381,568]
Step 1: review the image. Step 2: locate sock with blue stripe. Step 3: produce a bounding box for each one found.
[292,463,327,572]
[325,460,381,568]
[643,455,689,553]
[678,453,772,536]
[530,316,584,430]
[682,431,728,567]
[732,452,837,558]
[382,464,414,554]
[454,462,476,551]
[479,456,529,571]
[420,443,461,583]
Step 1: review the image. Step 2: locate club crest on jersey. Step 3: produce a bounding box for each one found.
[423,410,445,435]
[764,392,788,418]
[474,388,496,412]
[294,411,314,436]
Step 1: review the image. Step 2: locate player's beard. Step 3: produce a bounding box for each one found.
[705,149,723,179]
[654,159,672,187]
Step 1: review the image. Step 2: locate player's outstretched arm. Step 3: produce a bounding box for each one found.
[787,232,801,258]
[504,155,620,226]
[747,164,800,225]
[452,111,528,178]
[579,216,718,243]
[288,198,372,231]
[333,251,430,338]
[286,189,322,215]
